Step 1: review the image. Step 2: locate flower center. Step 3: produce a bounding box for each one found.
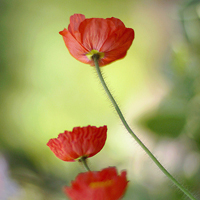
[89,180,114,188]
[86,50,104,61]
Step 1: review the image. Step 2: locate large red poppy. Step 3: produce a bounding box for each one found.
[59,14,134,66]
[64,167,128,200]
[47,125,107,161]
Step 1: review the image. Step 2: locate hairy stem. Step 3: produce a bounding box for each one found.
[93,54,197,200]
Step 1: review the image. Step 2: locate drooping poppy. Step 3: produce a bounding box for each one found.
[59,14,134,66]
[47,125,107,161]
[64,167,128,200]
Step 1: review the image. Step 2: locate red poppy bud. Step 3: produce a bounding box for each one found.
[60,14,134,66]
[47,125,107,161]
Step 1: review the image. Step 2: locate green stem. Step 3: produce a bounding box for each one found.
[79,157,91,171]
[93,55,197,200]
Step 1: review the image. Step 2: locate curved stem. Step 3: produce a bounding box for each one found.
[93,55,197,200]
[79,157,91,171]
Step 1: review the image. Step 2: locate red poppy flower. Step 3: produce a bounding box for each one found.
[64,167,128,200]
[47,125,107,161]
[59,14,134,66]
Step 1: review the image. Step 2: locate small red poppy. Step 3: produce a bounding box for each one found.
[64,167,128,200]
[59,14,134,66]
[47,125,107,162]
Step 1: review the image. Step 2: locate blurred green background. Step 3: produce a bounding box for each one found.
[0,0,200,199]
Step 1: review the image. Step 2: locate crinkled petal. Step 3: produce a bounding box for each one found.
[73,126,107,158]
[47,125,107,161]
[47,132,79,161]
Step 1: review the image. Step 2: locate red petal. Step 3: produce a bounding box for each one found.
[59,29,90,64]
[73,126,107,158]
[107,17,125,29]
[47,132,79,161]
[101,28,134,52]
[68,14,85,43]
[79,18,116,51]
[99,28,135,66]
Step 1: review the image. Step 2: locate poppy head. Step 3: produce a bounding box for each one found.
[59,14,134,66]
[47,125,107,162]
